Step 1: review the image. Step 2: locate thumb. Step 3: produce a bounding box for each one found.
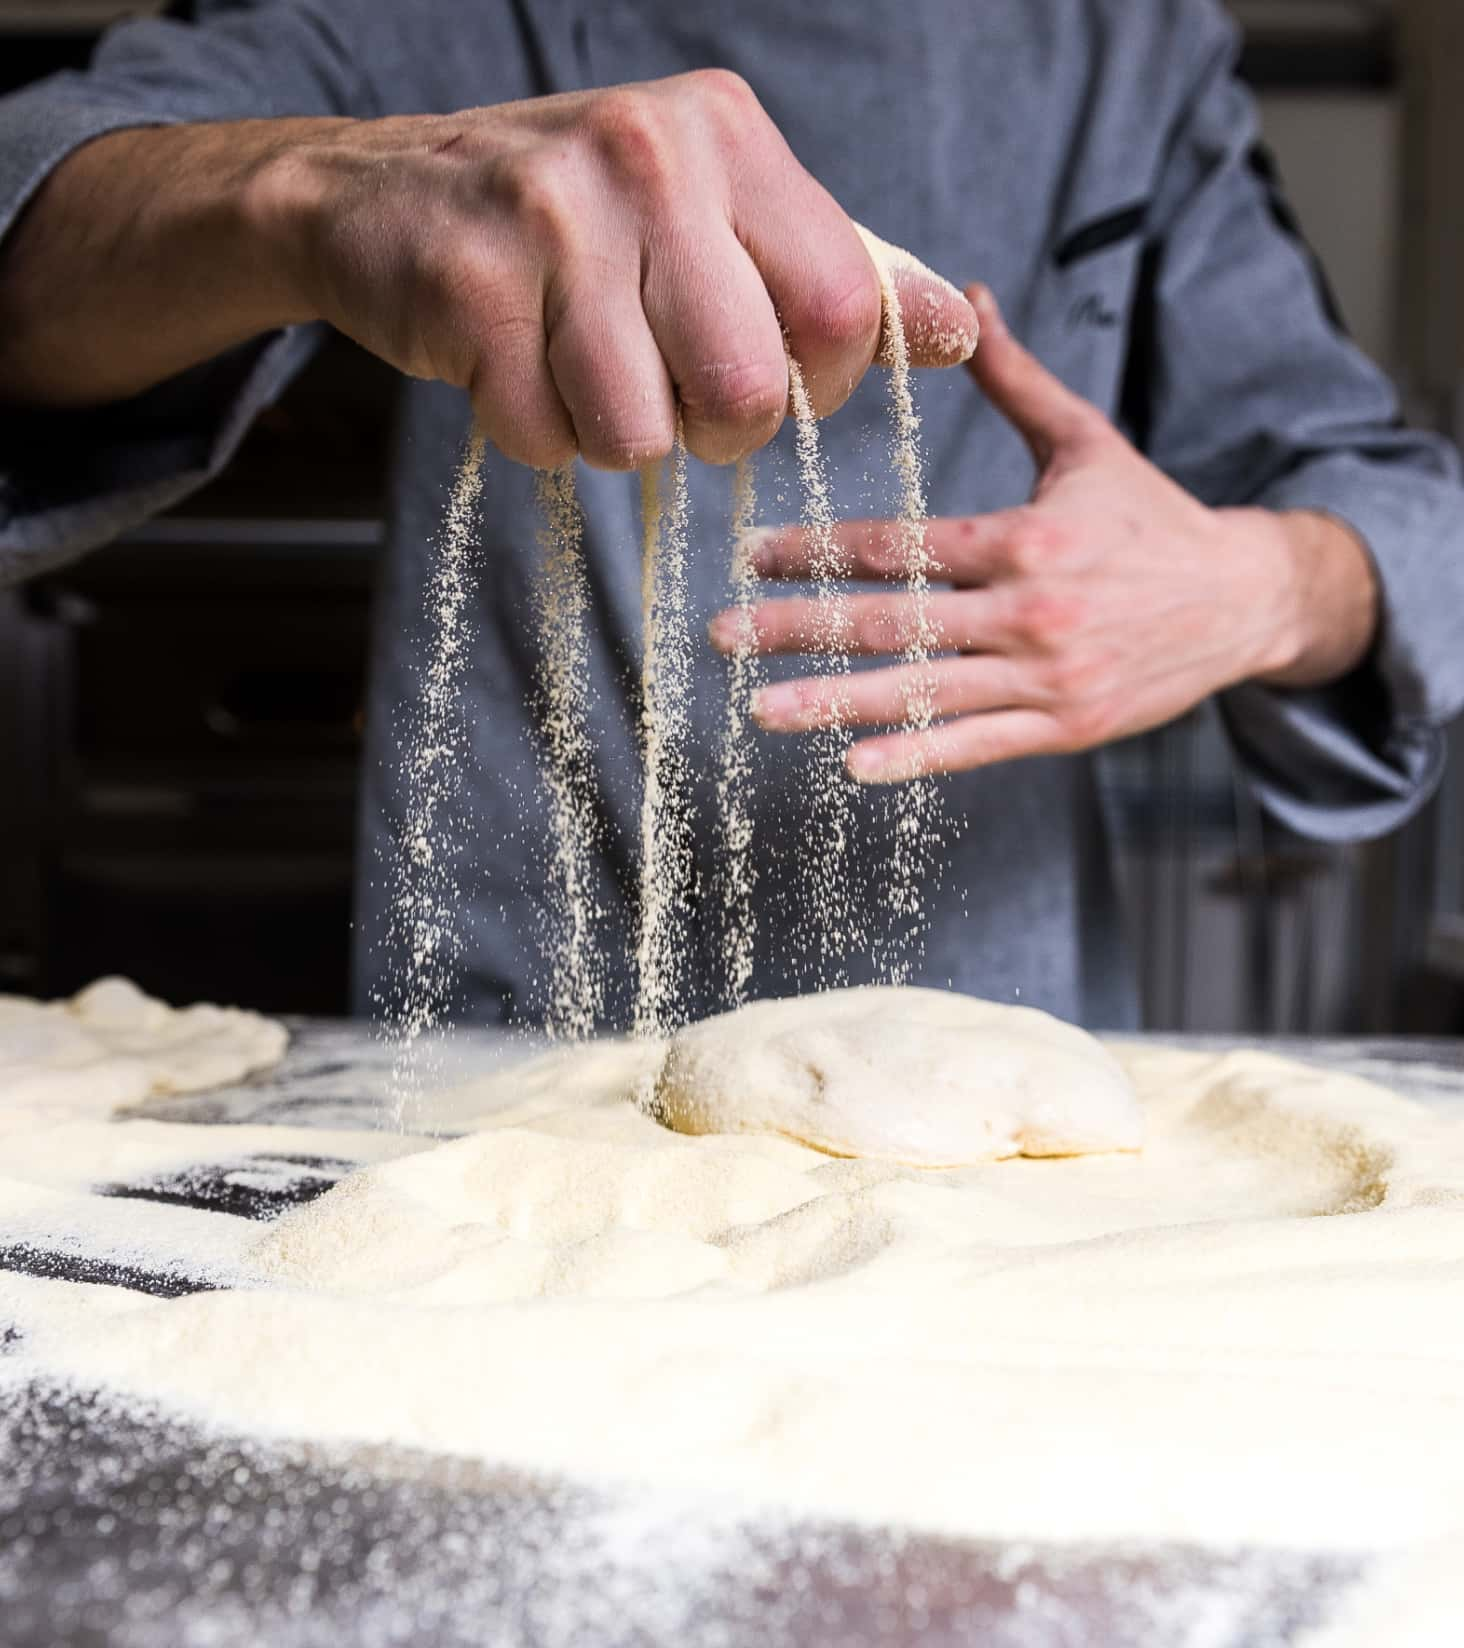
[853,223,980,367]
[964,283,1104,465]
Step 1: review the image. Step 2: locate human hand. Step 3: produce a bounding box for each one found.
[710,283,1379,782]
[255,73,977,470]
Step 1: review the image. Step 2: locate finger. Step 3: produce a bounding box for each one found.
[964,283,1107,467]
[546,271,678,471]
[745,513,1029,584]
[854,223,979,367]
[468,310,578,470]
[709,589,1001,657]
[751,656,1030,732]
[734,164,883,418]
[642,226,788,465]
[847,709,1060,783]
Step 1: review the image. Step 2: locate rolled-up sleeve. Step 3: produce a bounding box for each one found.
[1127,9,1464,843]
[0,0,372,585]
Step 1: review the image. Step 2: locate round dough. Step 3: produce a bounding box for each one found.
[0,976,288,1132]
[654,986,1143,1166]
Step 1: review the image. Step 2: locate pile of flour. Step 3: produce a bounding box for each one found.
[4,1038,1464,1557]
[0,976,286,1130]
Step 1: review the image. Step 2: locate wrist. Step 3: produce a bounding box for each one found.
[236,121,347,329]
[1220,507,1380,691]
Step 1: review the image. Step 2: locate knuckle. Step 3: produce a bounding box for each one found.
[1007,589,1049,646]
[1010,588,1085,650]
[1002,515,1067,576]
[691,67,758,111]
[681,356,786,429]
[588,88,678,193]
[685,68,764,138]
[494,149,577,247]
[801,266,882,353]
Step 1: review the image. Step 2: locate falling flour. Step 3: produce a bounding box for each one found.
[872,267,945,981]
[786,358,863,986]
[391,233,960,1055]
[632,434,697,1041]
[715,456,761,1009]
[532,465,605,1040]
[378,431,485,1129]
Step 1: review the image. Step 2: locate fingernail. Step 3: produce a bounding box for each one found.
[752,683,802,728]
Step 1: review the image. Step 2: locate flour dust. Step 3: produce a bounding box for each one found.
[715,456,760,1009]
[872,269,946,982]
[632,433,697,1041]
[532,465,606,1041]
[786,358,864,987]
[378,431,485,1129]
[387,293,946,1064]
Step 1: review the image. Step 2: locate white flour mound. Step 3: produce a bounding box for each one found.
[0,976,287,1127]
[654,987,1144,1165]
[5,1016,1464,1557]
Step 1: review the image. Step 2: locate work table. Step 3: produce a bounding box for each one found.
[3,1023,1462,1648]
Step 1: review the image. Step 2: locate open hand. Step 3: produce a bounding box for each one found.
[710,284,1379,783]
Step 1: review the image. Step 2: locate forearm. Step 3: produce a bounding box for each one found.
[0,120,325,408]
[0,78,978,465]
[1220,508,1381,692]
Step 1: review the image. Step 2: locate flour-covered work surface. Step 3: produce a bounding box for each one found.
[3,998,1464,1646]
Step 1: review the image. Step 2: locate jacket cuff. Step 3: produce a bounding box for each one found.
[0,80,324,583]
[0,325,321,586]
[0,76,180,253]
[1219,452,1462,843]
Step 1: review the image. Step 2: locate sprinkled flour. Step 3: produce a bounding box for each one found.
[532,465,606,1040]
[872,263,946,981]
[786,357,863,985]
[0,1384,1366,1647]
[377,432,485,1127]
[385,237,964,1047]
[716,456,761,1009]
[633,434,697,1040]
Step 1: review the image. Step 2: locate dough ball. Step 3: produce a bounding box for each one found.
[0,976,287,1127]
[654,986,1144,1167]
